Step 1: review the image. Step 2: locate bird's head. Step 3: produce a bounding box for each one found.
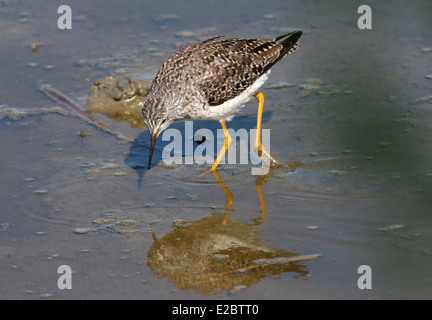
[141,96,175,170]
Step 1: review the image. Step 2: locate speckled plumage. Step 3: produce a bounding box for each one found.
[142,31,302,169]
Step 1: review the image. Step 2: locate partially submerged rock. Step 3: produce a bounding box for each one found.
[86,76,151,129]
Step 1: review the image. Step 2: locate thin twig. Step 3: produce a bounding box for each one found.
[40,84,135,142]
[217,254,322,276]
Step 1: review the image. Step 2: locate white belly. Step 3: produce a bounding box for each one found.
[195,71,270,121]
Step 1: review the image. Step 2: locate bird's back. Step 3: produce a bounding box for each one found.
[149,31,302,109]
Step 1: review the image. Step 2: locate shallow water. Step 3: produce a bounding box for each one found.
[1,0,432,299]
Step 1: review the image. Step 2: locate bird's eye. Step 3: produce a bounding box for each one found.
[161,119,167,124]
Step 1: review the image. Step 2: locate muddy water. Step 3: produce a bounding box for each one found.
[1,0,432,299]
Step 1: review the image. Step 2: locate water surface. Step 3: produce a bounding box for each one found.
[1,0,431,299]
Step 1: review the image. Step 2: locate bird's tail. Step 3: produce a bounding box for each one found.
[260,30,302,75]
[276,30,303,57]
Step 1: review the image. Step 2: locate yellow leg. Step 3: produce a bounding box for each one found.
[254,92,278,165]
[200,120,232,175]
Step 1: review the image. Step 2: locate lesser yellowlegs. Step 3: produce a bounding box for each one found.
[142,31,302,172]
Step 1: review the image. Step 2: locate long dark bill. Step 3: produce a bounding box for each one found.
[148,134,157,170]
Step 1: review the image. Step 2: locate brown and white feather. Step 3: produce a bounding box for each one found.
[142,31,302,130]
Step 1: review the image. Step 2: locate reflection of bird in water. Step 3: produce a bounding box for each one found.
[147,213,318,294]
[212,170,276,219]
[147,171,320,294]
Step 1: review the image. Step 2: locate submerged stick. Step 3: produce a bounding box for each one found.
[217,254,322,276]
[40,84,135,142]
